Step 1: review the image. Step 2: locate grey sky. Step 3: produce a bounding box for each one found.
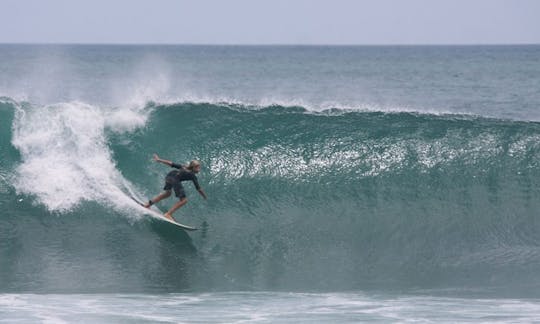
[2,0,539,45]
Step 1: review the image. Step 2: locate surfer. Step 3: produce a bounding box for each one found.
[143,153,207,221]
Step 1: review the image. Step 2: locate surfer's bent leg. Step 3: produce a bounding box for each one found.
[163,184,188,220]
[145,175,178,208]
[145,190,171,207]
[164,197,188,220]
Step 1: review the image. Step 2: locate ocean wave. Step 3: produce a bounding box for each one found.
[2,97,540,292]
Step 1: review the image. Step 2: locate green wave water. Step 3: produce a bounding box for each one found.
[1,99,540,294]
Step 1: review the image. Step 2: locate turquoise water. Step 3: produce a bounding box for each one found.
[1,45,540,322]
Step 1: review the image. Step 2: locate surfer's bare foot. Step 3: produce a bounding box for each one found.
[163,212,175,221]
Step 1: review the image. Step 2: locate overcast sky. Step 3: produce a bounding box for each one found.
[2,0,539,45]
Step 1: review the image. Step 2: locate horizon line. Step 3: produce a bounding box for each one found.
[1,42,539,47]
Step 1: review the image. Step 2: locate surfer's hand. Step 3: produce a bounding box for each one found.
[153,154,160,162]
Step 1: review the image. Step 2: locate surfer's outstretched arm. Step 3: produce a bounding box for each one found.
[198,189,208,200]
[153,153,173,167]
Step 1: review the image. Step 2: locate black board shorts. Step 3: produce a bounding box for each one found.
[164,173,186,199]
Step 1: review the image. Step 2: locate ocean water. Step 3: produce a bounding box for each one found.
[1,44,540,322]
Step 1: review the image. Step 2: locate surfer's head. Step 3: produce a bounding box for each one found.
[187,160,201,173]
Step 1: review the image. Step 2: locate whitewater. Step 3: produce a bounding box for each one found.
[1,44,540,322]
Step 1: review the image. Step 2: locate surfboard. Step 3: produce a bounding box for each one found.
[130,197,198,231]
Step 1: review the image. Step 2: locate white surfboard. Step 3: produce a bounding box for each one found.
[130,197,198,231]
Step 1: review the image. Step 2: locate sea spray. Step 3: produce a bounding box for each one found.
[10,101,147,213]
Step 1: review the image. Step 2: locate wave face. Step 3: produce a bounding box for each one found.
[2,98,540,294]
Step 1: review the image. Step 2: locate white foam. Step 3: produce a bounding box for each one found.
[11,101,146,214]
[3,293,540,323]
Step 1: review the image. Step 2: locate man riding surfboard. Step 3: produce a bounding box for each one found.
[143,154,207,221]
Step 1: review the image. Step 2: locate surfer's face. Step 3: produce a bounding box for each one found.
[193,165,201,173]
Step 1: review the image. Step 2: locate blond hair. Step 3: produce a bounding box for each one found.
[186,160,201,171]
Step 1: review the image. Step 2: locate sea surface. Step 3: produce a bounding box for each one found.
[1,44,540,322]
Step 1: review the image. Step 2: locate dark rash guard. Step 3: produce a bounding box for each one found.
[167,163,201,190]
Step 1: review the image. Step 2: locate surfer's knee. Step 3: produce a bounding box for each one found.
[164,190,172,197]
